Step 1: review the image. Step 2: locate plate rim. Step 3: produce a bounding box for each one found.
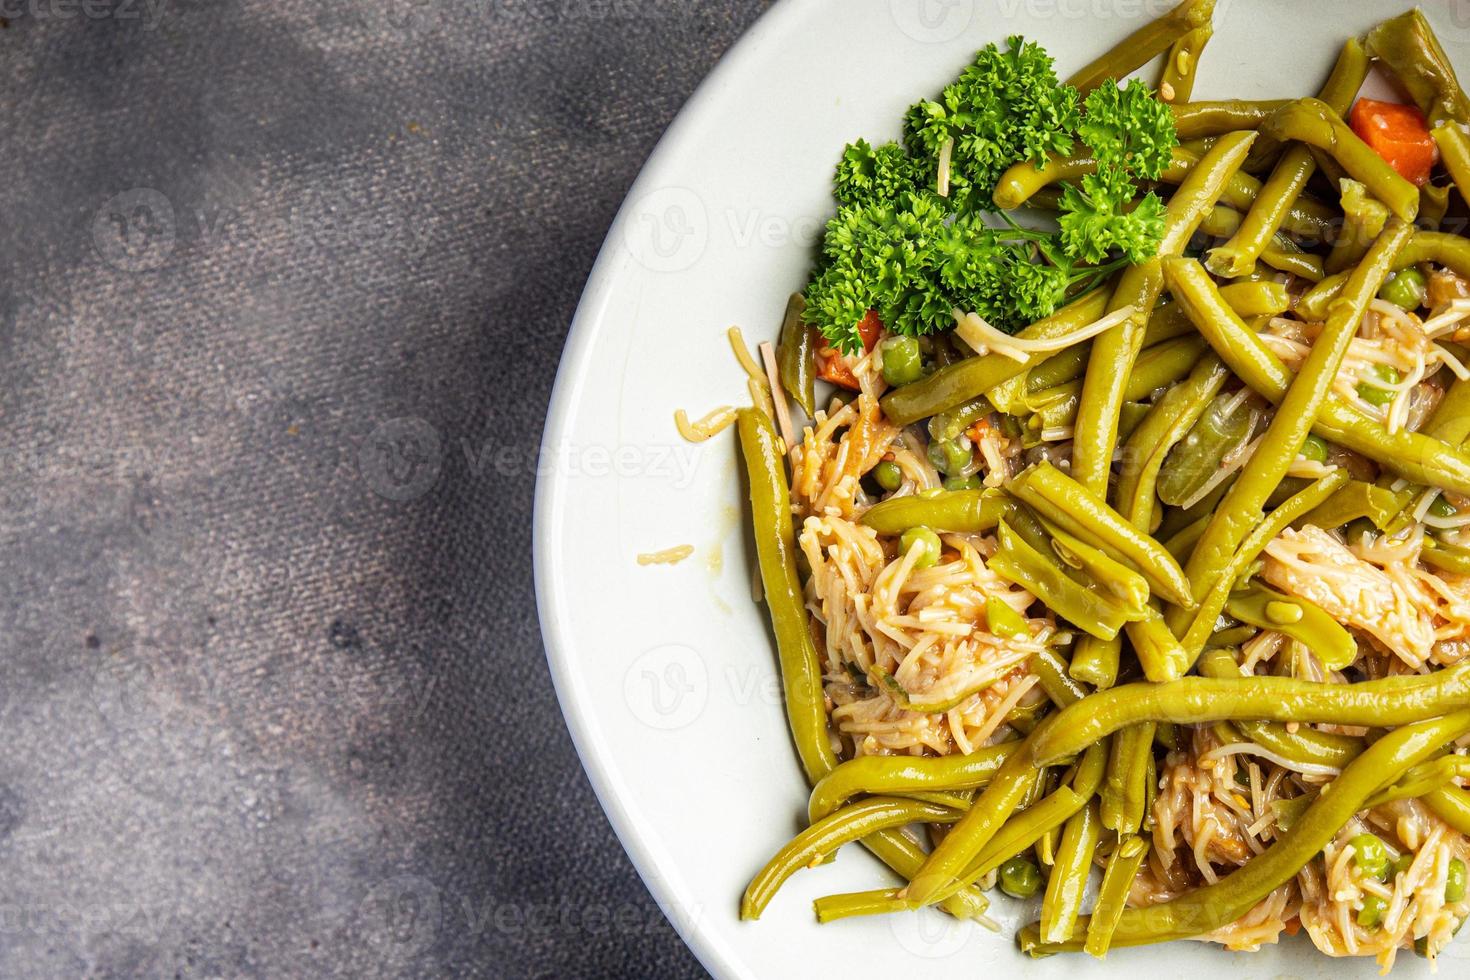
[532,2,804,976]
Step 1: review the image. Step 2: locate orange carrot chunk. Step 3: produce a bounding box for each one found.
[1349,98,1438,186]
[815,310,884,390]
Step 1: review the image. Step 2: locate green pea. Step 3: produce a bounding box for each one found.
[1430,495,1459,520]
[899,527,942,569]
[1300,435,1329,462]
[1448,858,1467,904]
[880,336,924,387]
[1358,893,1387,929]
[998,855,1042,899]
[1356,363,1400,408]
[1350,834,1390,881]
[927,437,974,476]
[1392,852,1414,881]
[943,474,984,491]
[1378,266,1428,311]
[873,460,903,492]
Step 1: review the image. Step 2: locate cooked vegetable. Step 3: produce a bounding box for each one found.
[734,4,1470,968]
[1349,98,1437,186]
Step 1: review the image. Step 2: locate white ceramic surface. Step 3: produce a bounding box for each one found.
[534,2,1470,977]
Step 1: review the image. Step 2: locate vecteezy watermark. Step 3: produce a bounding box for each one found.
[359,421,705,501]
[92,188,176,272]
[349,874,705,957]
[991,0,1230,19]
[889,906,977,959]
[359,417,444,502]
[0,0,169,30]
[353,875,443,960]
[621,186,709,273]
[889,0,974,44]
[623,644,709,730]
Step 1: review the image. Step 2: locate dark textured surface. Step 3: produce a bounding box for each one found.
[0,1,769,976]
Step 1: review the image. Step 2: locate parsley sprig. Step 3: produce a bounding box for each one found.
[805,38,1177,354]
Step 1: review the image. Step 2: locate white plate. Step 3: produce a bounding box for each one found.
[534,2,1470,976]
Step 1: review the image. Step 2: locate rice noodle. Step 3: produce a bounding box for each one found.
[951,305,1137,362]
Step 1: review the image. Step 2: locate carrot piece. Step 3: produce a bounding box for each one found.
[1349,98,1438,186]
[814,310,883,390]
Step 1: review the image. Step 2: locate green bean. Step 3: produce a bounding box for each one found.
[1260,239,1326,282]
[880,288,1112,425]
[1162,517,1208,570]
[1395,231,1470,281]
[742,797,963,919]
[965,786,1086,883]
[964,740,1109,885]
[1206,41,1370,276]
[1204,708,1363,777]
[1166,225,1410,621]
[1023,335,1210,434]
[1296,271,1348,321]
[1298,480,1413,532]
[1071,132,1257,495]
[1031,649,1090,709]
[866,832,991,920]
[1167,148,1338,242]
[1101,723,1154,835]
[1418,183,1452,232]
[1154,387,1256,509]
[1176,470,1348,659]
[1084,834,1150,958]
[1029,661,1470,766]
[1009,462,1195,608]
[1000,145,1334,242]
[1366,755,1470,810]
[993,152,1100,211]
[927,397,988,443]
[807,745,1018,822]
[1159,19,1212,103]
[1327,179,1391,275]
[1040,800,1100,944]
[1224,584,1357,671]
[775,293,816,416]
[1172,256,1470,496]
[1021,710,1470,952]
[744,409,990,918]
[1218,281,1290,318]
[1259,100,1419,222]
[1424,538,1470,576]
[1041,519,1151,611]
[1435,123,1470,207]
[1119,356,1230,530]
[1364,10,1470,128]
[1131,606,1194,683]
[812,889,913,924]
[1065,0,1215,96]
[905,718,1055,907]
[990,521,1138,641]
[1068,636,1120,691]
[738,408,836,784]
[861,487,1004,535]
[1170,100,1289,139]
[1426,785,1470,837]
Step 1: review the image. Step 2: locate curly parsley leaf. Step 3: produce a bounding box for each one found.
[1078,78,1177,180]
[803,41,1177,354]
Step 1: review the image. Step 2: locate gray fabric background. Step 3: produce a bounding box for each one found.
[0,1,770,975]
